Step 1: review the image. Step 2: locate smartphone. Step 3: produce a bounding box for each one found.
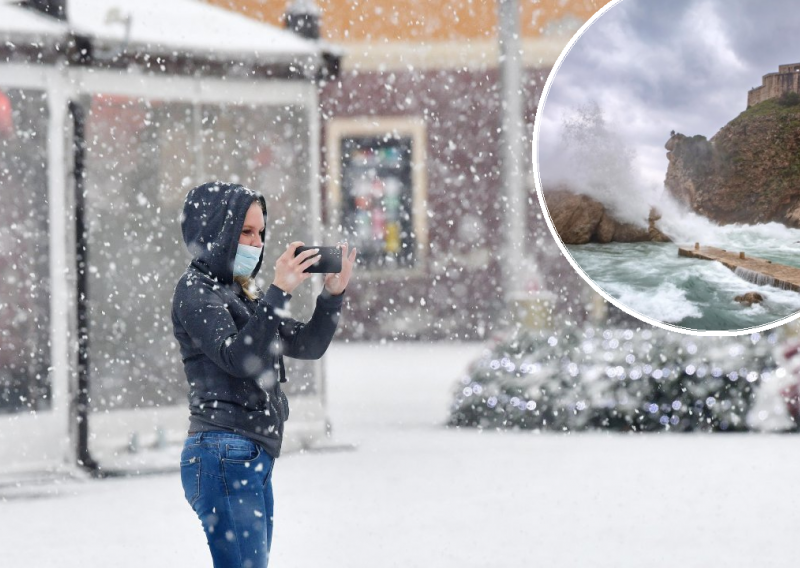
[294,245,342,273]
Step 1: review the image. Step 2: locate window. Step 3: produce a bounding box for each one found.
[327,117,428,270]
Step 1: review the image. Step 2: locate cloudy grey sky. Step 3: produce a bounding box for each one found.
[538,0,800,190]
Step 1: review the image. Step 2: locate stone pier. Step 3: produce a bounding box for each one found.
[678,245,800,292]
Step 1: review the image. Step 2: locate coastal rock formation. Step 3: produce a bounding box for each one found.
[543,189,670,245]
[664,99,800,228]
[734,292,765,307]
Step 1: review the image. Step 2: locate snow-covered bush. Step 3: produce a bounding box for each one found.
[449,326,781,432]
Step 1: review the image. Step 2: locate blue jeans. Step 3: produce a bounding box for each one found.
[180,431,276,568]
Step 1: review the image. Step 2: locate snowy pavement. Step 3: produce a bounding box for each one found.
[3,341,800,567]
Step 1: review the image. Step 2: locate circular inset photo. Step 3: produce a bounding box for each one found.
[534,0,800,335]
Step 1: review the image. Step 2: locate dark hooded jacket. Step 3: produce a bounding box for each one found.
[171,181,343,458]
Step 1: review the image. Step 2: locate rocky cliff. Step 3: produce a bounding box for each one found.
[665,99,800,227]
[543,189,670,245]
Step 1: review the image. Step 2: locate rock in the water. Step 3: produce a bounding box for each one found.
[648,209,670,242]
[596,211,616,243]
[734,292,765,306]
[611,222,650,242]
[543,188,672,245]
[543,190,605,245]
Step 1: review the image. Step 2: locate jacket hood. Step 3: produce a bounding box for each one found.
[180,181,267,283]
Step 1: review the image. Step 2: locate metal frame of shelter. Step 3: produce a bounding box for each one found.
[0,3,339,478]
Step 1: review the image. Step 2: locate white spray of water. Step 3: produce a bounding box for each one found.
[657,195,800,253]
[542,102,658,228]
[734,268,795,291]
[610,281,703,323]
[542,103,800,250]
[650,195,723,245]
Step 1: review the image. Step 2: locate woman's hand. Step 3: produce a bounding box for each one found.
[324,243,357,296]
[272,242,319,294]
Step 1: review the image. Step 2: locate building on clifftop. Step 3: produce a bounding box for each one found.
[748,62,800,107]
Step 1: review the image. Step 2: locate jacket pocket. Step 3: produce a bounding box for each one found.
[278,386,290,421]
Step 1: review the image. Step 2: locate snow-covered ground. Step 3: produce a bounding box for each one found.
[3,342,800,567]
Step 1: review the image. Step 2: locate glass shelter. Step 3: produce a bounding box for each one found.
[0,0,337,475]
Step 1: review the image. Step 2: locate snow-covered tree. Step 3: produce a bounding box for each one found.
[449,321,782,432]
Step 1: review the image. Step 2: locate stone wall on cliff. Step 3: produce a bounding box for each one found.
[664,99,800,228]
[748,63,800,108]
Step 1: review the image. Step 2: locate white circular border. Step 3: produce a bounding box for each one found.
[532,0,800,338]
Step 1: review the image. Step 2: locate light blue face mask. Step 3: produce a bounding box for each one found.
[233,243,263,277]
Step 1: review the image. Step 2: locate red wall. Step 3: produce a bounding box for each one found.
[320,65,588,340]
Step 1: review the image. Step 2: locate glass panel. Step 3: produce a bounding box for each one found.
[0,87,51,414]
[84,95,194,411]
[83,97,317,409]
[200,103,317,395]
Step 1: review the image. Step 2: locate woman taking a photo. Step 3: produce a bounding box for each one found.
[172,181,356,567]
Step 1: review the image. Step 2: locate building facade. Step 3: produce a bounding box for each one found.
[209,0,604,340]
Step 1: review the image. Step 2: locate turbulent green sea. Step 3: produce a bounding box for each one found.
[567,223,800,331]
